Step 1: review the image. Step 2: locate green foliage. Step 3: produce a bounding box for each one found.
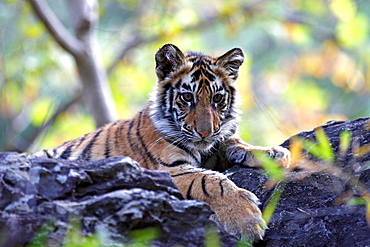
[252,150,285,181]
[1,1,370,152]
[28,220,55,247]
[204,226,221,247]
[127,228,161,247]
[301,128,334,162]
[2,1,370,244]
[339,130,352,153]
[27,216,162,247]
[262,180,286,226]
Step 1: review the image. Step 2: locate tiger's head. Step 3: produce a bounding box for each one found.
[150,44,244,152]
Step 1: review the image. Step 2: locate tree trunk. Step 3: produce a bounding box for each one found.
[28,0,117,127]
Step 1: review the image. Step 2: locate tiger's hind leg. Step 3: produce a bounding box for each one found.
[164,165,266,241]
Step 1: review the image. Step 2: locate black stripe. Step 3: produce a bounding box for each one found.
[203,66,215,81]
[219,179,224,197]
[104,122,117,158]
[168,87,174,116]
[168,140,200,164]
[160,161,171,167]
[60,145,72,159]
[187,179,195,199]
[80,129,103,160]
[171,171,197,177]
[191,70,201,81]
[75,134,87,149]
[127,118,139,155]
[228,87,236,114]
[114,120,125,150]
[165,160,188,167]
[174,79,182,89]
[104,126,111,158]
[182,84,192,91]
[136,111,159,168]
[44,150,52,158]
[201,175,211,198]
[198,78,205,89]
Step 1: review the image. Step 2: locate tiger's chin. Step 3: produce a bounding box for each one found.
[191,139,216,151]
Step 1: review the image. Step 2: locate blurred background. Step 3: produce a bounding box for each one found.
[0,0,369,153]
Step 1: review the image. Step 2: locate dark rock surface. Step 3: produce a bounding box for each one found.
[261,117,370,246]
[0,154,236,246]
[0,117,369,246]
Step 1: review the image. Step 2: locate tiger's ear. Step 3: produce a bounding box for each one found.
[155,44,186,81]
[216,48,244,78]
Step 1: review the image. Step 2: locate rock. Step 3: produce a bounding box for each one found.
[0,153,236,246]
[0,117,369,246]
[226,117,370,246]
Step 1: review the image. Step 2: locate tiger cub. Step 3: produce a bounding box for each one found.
[31,44,290,241]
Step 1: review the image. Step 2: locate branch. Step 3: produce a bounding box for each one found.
[28,0,117,127]
[11,93,82,152]
[27,0,82,57]
[107,35,159,75]
[66,0,97,41]
[106,0,267,74]
[35,93,82,139]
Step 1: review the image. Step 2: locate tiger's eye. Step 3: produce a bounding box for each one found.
[181,93,193,102]
[213,94,223,103]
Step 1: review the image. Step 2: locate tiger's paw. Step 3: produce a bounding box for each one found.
[266,145,291,168]
[228,144,291,168]
[210,185,266,241]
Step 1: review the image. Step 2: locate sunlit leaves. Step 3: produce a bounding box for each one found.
[329,0,369,48]
[284,80,327,111]
[301,127,334,162]
[175,8,199,27]
[284,22,311,46]
[31,97,55,126]
[346,181,370,227]
[1,0,370,151]
[39,113,95,150]
[330,0,357,22]
[336,14,369,48]
[204,227,221,247]
[28,220,55,247]
[298,0,326,17]
[253,150,285,181]
[127,227,160,247]
[262,180,285,225]
[339,130,352,153]
[251,149,286,227]
[24,21,45,38]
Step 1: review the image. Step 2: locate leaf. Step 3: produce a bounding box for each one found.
[339,130,352,153]
[330,0,357,22]
[301,127,334,162]
[127,227,161,246]
[205,226,221,247]
[31,98,56,126]
[27,220,55,247]
[336,14,369,48]
[315,127,334,162]
[252,150,285,181]
[262,180,286,225]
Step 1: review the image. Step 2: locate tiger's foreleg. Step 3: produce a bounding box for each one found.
[161,165,266,241]
[224,136,291,168]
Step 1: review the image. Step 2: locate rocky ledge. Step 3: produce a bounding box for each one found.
[1,117,370,246]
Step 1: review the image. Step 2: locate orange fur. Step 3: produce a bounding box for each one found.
[30,44,290,241]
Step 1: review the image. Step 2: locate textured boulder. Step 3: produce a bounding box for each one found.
[0,117,370,246]
[0,154,236,246]
[234,117,370,246]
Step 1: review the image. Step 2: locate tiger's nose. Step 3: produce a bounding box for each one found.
[197,131,211,138]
